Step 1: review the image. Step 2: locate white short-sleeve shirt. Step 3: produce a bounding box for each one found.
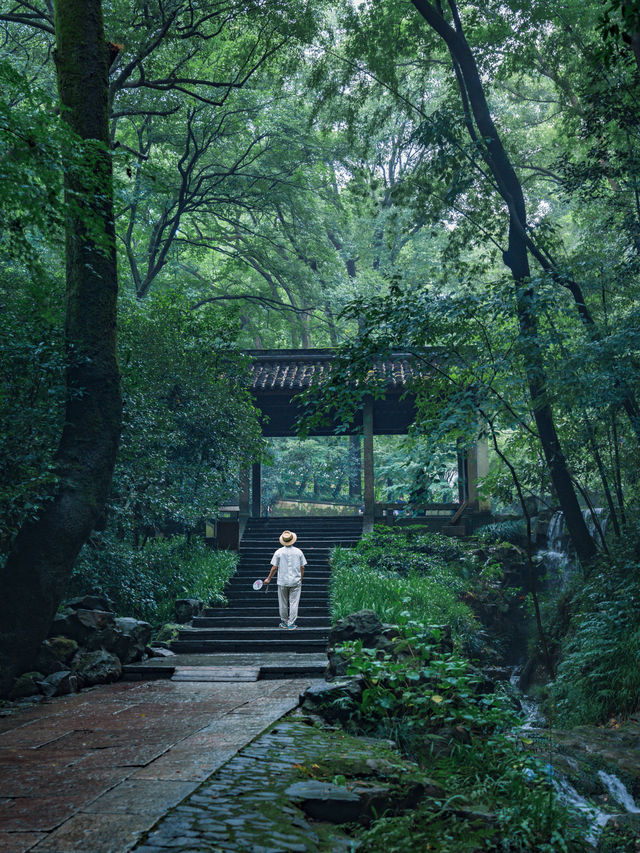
[271,545,307,587]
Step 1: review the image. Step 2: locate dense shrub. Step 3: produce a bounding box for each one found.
[551,546,640,725]
[330,527,477,640]
[476,518,527,546]
[67,535,237,625]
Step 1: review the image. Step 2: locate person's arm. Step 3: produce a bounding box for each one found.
[264,564,277,584]
[300,552,307,581]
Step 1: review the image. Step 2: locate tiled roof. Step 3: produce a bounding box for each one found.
[247,349,423,393]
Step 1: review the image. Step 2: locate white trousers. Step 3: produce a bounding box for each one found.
[278,582,302,625]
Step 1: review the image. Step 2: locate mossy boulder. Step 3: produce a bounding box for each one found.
[155,623,182,643]
[71,649,121,687]
[10,671,45,699]
[46,636,79,663]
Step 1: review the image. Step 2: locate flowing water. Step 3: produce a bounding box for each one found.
[509,668,638,846]
[536,508,608,586]
[598,771,640,813]
[552,777,612,846]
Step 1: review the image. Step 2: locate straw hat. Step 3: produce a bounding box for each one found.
[279,529,297,546]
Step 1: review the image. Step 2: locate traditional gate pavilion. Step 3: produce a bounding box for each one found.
[239,349,489,533]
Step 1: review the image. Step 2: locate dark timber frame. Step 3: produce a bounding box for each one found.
[240,349,489,533]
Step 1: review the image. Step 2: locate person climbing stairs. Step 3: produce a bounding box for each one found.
[171,516,362,653]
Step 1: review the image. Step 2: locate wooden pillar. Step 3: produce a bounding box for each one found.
[251,463,261,518]
[239,468,250,540]
[457,446,468,503]
[363,397,374,533]
[466,436,490,511]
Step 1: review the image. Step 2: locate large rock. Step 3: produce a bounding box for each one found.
[38,670,78,698]
[285,780,362,823]
[10,671,45,699]
[105,617,152,664]
[175,598,203,623]
[35,645,66,676]
[49,608,116,647]
[44,636,79,664]
[328,610,385,648]
[300,679,364,721]
[285,778,426,824]
[65,594,114,612]
[72,649,122,687]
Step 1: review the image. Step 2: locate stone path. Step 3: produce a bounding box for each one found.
[0,676,317,853]
[132,720,368,853]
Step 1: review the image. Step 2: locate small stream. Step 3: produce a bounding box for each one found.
[510,663,640,847]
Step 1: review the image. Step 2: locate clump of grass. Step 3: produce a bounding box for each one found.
[329,526,477,639]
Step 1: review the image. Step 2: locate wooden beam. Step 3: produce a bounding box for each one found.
[448,500,468,526]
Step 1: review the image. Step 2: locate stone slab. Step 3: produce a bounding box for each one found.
[128,746,240,782]
[0,831,47,852]
[125,652,328,668]
[171,666,260,682]
[31,813,156,853]
[81,779,199,816]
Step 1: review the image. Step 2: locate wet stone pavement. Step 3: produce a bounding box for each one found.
[0,677,318,853]
[133,720,361,853]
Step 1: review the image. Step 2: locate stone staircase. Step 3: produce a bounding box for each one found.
[171,516,362,654]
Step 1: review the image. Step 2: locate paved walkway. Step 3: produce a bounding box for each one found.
[133,719,366,853]
[0,676,317,853]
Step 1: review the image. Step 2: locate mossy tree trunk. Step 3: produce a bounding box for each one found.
[0,0,121,697]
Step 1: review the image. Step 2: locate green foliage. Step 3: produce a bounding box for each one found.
[551,541,640,725]
[332,624,583,853]
[0,60,69,264]
[0,288,65,550]
[339,625,515,736]
[68,535,236,625]
[110,291,262,539]
[330,527,477,638]
[476,519,527,546]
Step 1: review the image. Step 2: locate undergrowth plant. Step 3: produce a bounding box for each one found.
[68,535,237,624]
[332,621,583,852]
[551,543,640,725]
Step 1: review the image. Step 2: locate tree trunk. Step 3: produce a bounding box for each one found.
[411,0,597,565]
[0,0,121,697]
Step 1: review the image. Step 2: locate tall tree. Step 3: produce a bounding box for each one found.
[0,0,121,696]
[402,0,596,563]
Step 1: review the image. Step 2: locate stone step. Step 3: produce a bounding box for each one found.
[202,603,329,619]
[225,592,328,601]
[178,627,329,641]
[122,661,328,681]
[238,538,356,544]
[171,666,261,682]
[229,572,331,579]
[171,639,328,653]
[192,616,330,628]
[230,580,330,587]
